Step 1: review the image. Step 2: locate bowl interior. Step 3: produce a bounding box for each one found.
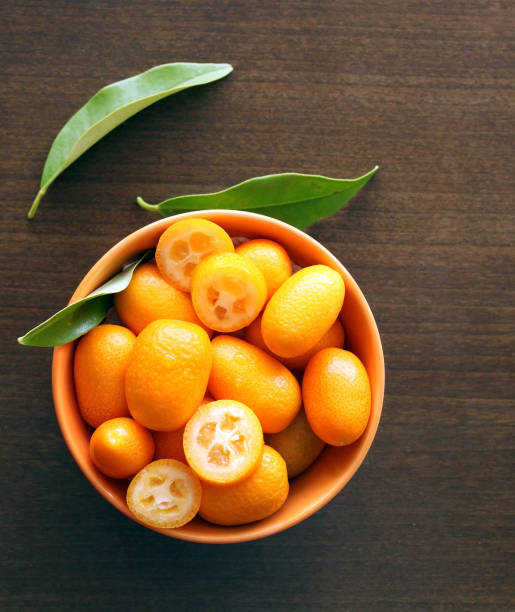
[52,210,384,543]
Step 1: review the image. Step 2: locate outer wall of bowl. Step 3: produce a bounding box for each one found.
[52,210,385,544]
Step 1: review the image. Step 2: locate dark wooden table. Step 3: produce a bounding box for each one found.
[2,1,513,610]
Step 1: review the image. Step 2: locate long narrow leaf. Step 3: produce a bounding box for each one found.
[18,251,151,346]
[28,62,233,218]
[136,166,378,229]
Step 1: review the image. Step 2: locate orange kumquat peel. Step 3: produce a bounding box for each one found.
[114,262,210,336]
[235,238,292,301]
[73,324,136,428]
[125,319,212,432]
[89,417,155,480]
[199,445,289,526]
[209,335,301,433]
[261,264,345,358]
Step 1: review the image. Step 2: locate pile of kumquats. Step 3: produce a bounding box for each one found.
[74,218,371,529]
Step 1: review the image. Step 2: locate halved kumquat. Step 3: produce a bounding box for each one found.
[183,400,263,485]
[126,459,202,529]
[191,252,267,332]
[155,218,234,292]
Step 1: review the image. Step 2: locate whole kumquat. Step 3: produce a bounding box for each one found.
[114,262,209,335]
[235,238,292,301]
[73,324,135,428]
[303,348,371,446]
[208,335,301,433]
[125,319,212,431]
[261,265,345,358]
[199,445,289,526]
[245,315,345,371]
[265,409,325,478]
[89,417,155,479]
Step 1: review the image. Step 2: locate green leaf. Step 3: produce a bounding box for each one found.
[136,166,378,229]
[28,62,233,218]
[18,251,152,347]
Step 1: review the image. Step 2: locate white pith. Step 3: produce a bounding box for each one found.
[130,463,194,519]
[189,405,252,475]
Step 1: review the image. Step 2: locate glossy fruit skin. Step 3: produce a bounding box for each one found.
[155,218,234,292]
[126,459,202,529]
[208,335,301,433]
[153,396,213,463]
[303,348,371,446]
[183,400,264,486]
[191,252,267,333]
[265,409,325,478]
[125,320,212,431]
[73,324,136,428]
[261,265,345,358]
[246,315,345,371]
[199,445,289,526]
[235,239,292,301]
[114,263,209,335]
[89,417,155,479]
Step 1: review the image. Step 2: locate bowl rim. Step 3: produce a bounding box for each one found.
[52,210,385,543]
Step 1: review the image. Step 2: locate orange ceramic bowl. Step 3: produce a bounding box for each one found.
[52,210,384,543]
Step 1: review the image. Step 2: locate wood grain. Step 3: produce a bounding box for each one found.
[1,0,513,610]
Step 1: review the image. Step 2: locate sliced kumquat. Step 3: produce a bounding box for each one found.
[183,400,263,485]
[126,459,202,529]
[155,218,234,292]
[191,252,267,332]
